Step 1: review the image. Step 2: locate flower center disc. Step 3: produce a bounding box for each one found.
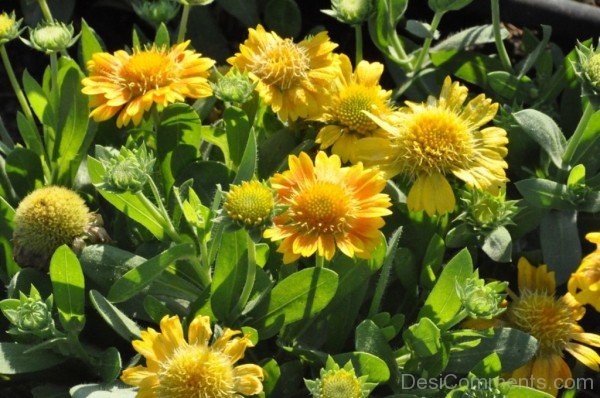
[0,15,14,35]
[291,182,351,234]
[334,86,379,135]
[253,40,309,89]
[402,108,472,173]
[508,291,575,353]
[321,370,362,398]
[121,50,173,94]
[158,345,235,398]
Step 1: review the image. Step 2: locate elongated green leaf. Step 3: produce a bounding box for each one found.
[0,342,65,374]
[433,25,508,52]
[251,267,338,339]
[482,226,512,263]
[518,25,551,78]
[88,156,166,239]
[224,107,251,169]
[569,110,600,174]
[16,112,43,156]
[507,386,554,398]
[232,128,257,184]
[80,19,104,65]
[513,109,566,168]
[332,352,390,383]
[108,243,196,303]
[89,290,141,341]
[515,178,572,210]
[418,249,473,330]
[154,23,170,47]
[22,69,54,128]
[5,148,43,198]
[355,319,399,383]
[49,245,85,333]
[540,210,581,284]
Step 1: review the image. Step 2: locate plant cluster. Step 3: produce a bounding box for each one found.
[0,0,599,397]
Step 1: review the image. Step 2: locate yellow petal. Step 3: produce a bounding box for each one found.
[407,173,455,216]
[565,343,600,371]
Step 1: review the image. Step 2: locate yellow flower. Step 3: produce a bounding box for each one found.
[224,180,274,227]
[315,54,393,164]
[357,77,508,216]
[466,258,600,396]
[227,25,339,122]
[568,232,600,311]
[121,315,263,398]
[263,151,392,263]
[82,41,214,127]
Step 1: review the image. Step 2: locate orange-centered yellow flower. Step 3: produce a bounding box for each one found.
[357,77,508,217]
[121,315,263,398]
[227,25,339,122]
[467,258,600,396]
[82,41,214,127]
[264,151,392,263]
[569,232,600,311]
[315,54,393,164]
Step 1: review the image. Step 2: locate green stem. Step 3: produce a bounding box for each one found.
[0,46,36,125]
[36,0,54,23]
[147,177,180,240]
[411,11,444,75]
[177,4,191,43]
[315,255,325,269]
[234,232,257,317]
[354,24,363,64]
[368,252,393,318]
[491,0,513,72]
[563,102,594,167]
[136,189,180,242]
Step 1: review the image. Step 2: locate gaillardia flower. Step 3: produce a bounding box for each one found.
[121,315,263,397]
[568,232,600,311]
[82,41,214,127]
[358,77,508,216]
[228,25,339,122]
[305,357,376,398]
[465,258,600,396]
[224,180,274,228]
[12,186,109,270]
[315,54,393,164]
[264,151,392,263]
[0,11,23,45]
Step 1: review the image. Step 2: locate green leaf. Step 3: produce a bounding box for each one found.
[216,0,259,27]
[97,347,121,382]
[232,128,257,185]
[224,107,251,169]
[420,234,445,288]
[211,230,249,321]
[470,352,502,378]
[16,112,43,156]
[175,160,234,205]
[154,23,170,47]
[569,110,600,174]
[512,109,566,168]
[403,317,442,357]
[89,290,141,341]
[482,226,512,263]
[0,342,65,374]
[22,69,54,128]
[418,249,473,330]
[367,0,408,62]
[5,148,43,198]
[406,20,438,40]
[108,243,196,303]
[49,245,85,333]
[540,210,581,285]
[80,19,104,65]
[88,156,167,239]
[446,328,538,373]
[433,25,508,51]
[250,267,338,339]
[54,65,92,184]
[264,0,301,38]
[70,382,137,398]
[332,352,390,383]
[487,71,535,101]
[518,25,551,78]
[431,50,503,87]
[355,319,399,383]
[143,295,171,323]
[515,178,572,210]
[567,164,586,187]
[506,386,554,398]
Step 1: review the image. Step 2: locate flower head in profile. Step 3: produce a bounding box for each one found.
[21,20,79,54]
[465,258,600,396]
[264,151,392,263]
[568,232,600,311]
[305,357,376,398]
[82,41,214,127]
[228,25,339,122]
[357,77,508,216]
[315,54,393,164]
[121,315,263,397]
[0,11,23,45]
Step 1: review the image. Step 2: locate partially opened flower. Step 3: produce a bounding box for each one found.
[568,232,600,311]
[315,54,393,164]
[264,151,392,263]
[228,25,339,122]
[357,77,508,216]
[305,357,376,398]
[465,258,600,396]
[121,315,263,397]
[82,41,214,127]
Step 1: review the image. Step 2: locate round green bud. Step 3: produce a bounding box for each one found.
[323,0,372,26]
[102,145,156,193]
[0,11,23,45]
[23,21,78,54]
[13,186,92,269]
[458,189,518,232]
[305,358,376,398]
[16,299,53,334]
[212,68,256,104]
[456,278,506,319]
[587,54,600,89]
[132,0,181,27]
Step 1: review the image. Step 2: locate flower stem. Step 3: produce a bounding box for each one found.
[0,45,36,125]
[354,24,363,64]
[368,257,393,318]
[316,255,325,269]
[137,188,180,243]
[177,4,191,43]
[563,102,594,167]
[411,11,444,75]
[234,232,257,317]
[147,176,180,241]
[491,0,513,72]
[36,0,54,23]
